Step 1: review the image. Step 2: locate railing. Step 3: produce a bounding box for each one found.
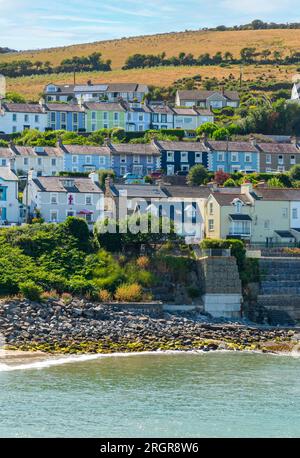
[200,248,231,257]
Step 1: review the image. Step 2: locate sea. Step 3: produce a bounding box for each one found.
[0,351,299,438]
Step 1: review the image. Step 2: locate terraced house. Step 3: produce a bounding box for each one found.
[156,140,210,175]
[45,103,86,131]
[175,90,240,108]
[256,142,300,172]
[61,144,111,173]
[208,140,259,173]
[43,82,149,103]
[9,144,64,176]
[109,143,160,177]
[172,107,214,131]
[84,102,127,131]
[0,102,47,134]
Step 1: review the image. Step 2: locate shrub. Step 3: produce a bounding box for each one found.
[19,281,43,301]
[114,283,142,302]
[61,292,72,304]
[200,238,246,270]
[41,290,59,301]
[187,164,209,186]
[98,289,112,302]
[239,259,260,285]
[136,256,150,269]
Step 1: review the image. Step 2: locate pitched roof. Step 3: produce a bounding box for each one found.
[0,166,18,181]
[110,143,160,155]
[45,84,75,94]
[208,141,257,152]
[172,107,213,116]
[162,185,211,199]
[32,176,102,193]
[0,147,14,158]
[110,184,167,198]
[11,145,63,157]
[155,140,209,152]
[177,90,240,102]
[257,143,299,154]
[252,188,300,201]
[148,104,174,114]
[2,103,45,113]
[211,192,252,206]
[61,144,111,155]
[84,102,127,112]
[45,103,84,112]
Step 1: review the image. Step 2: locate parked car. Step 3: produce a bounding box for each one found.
[150,170,163,179]
[123,173,142,180]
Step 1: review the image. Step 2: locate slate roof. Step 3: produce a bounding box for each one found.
[110,143,160,155]
[208,141,257,152]
[2,103,45,113]
[11,146,63,157]
[45,103,84,112]
[211,192,252,206]
[257,143,299,154]
[45,83,148,94]
[252,188,300,201]
[110,184,167,199]
[84,102,127,112]
[0,147,14,158]
[177,90,240,102]
[0,166,18,181]
[162,186,211,199]
[155,140,209,152]
[61,144,111,155]
[32,176,102,193]
[172,107,213,116]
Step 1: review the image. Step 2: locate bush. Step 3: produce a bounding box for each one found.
[187,164,209,186]
[19,281,43,301]
[239,259,260,285]
[98,289,112,302]
[61,292,72,304]
[114,283,142,302]
[200,238,246,270]
[136,256,150,269]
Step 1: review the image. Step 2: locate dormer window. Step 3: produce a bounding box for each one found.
[64,179,74,188]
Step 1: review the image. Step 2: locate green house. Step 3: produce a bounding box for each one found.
[85,102,127,132]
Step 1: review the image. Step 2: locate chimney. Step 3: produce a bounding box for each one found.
[249,136,257,147]
[105,175,113,192]
[89,171,99,184]
[291,136,297,145]
[28,168,37,180]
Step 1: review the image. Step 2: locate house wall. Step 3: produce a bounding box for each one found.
[151,113,174,129]
[161,149,209,175]
[63,153,111,173]
[14,155,63,176]
[259,151,300,172]
[290,201,300,229]
[111,154,161,176]
[86,110,126,131]
[173,114,214,130]
[211,150,259,173]
[0,111,47,134]
[126,111,150,132]
[47,110,86,131]
[0,175,20,223]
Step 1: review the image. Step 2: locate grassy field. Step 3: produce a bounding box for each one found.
[2,29,300,68]
[2,28,300,99]
[6,64,297,101]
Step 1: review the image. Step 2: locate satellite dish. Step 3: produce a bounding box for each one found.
[0,74,6,99]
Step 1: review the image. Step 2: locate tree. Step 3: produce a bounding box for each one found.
[196,122,218,138]
[187,165,209,186]
[5,91,26,103]
[214,170,230,185]
[240,47,257,62]
[212,127,230,140]
[289,164,300,180]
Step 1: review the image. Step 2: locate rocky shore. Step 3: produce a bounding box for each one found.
[0,298,299,354]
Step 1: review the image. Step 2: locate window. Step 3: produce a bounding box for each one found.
[23,158,29,166]
[12,126,17,133]
[92,123,96,131]
[152,114,159,123]
[278,155,283,165]
[114,112,119,122]
[86,156,92,164]
[1,159,6,166]
[195,152,202,163]
[208,219,214,231]
[120,155,126,164]
[293,208,298,219]
[91,111,96,120]
[73,113,78,124]
[181,152,188,162]
[217,152,224,161]
[51,158,56,166]
[235,201,242,214]
[61,113,66,123]
[24,114,29,122]
[50,193,58,205]
[120,166,127,175]
[99,156,105,165]
[0,186,7,201]
[231,152,238,162]
[72,155,78,164]
[147,155,153,164]
[139,114,143,121]
[67,210,75,217]
[85,194,92,205]
[72,167,78,172]
[37,158,42,166]
[35,115,39,123]
[12,114,17,122]
[266,154,271,164]
[181,165,189,172]
[133,155,140,164]
[245,153,252,163]
[50,112,56,123]
[217,165,224,172]
[103,112,108,120]
[282,208,288,218]
[291,155,296,165]
[167,151,174,162]
[161,114,167,123]
[103,124,108,129]
[209,202,213,215]
[50,210,58,222]
[138,125,143,132]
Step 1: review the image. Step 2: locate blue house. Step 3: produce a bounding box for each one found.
[208,141,259,173]
[109,143,161,177]
[61,144,111,173]
[155,140,209,175]
[45,103,86,132]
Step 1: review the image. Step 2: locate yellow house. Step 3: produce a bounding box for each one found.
[205,183,300,244]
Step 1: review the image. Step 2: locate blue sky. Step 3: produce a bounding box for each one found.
[1,0,300,50]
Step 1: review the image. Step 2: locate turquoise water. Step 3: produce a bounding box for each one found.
[0,352,300,438]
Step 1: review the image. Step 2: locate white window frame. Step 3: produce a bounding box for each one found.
[167,151,174,162]
[50,193,58,205]
[208,219,214,231]
[50,210,58,222]
[181,151,188,162]
[85,194,92,205]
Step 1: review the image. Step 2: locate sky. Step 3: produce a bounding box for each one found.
[1,0,300,50]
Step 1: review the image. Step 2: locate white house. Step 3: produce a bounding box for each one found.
[10,144,64,176]
[24,171,104,227]
[172,107,214,130]
[175,90,240,109]
[0,166,21,224]
[0,102,47,134]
